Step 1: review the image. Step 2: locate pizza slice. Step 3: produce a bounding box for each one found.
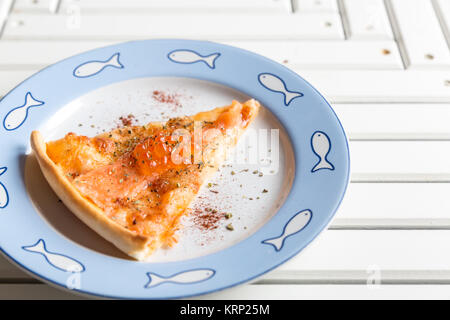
[31,99,260,260]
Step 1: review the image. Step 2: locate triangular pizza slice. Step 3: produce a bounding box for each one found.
[31,99,260,260]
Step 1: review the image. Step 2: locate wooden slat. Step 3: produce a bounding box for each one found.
[350,141,450,182]
[225,40,403,69]
[391,0,450,69]
[299,70,450,103]
[3,13,345,40]
[333,104,450,140]
[0,40,115,68]
[277,230,450,277]
[292,0,338,12]
[2,283,450,299]
[334,183,450,228]
[343,0,393,39]
[58,0,292,13]
[12,0,59,13]
[0,40,403,70]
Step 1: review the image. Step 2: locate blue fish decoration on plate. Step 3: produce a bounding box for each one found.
[22,239,85,273]
[262,209,312,251]
[3,92,44,131]
[168,49,221,69]
[0,167,9,209]
[145,268,215,289]
[311,131,335,172]
[258,73,303,106]
[73,52,124,78]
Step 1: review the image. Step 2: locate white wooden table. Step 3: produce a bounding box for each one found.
[1,0,450,300]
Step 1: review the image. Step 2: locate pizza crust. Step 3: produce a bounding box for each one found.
[31,131,151,260]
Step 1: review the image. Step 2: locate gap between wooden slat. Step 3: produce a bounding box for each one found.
[336,0,350,39]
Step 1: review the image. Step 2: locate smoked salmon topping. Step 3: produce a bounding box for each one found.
[45,100,260,249]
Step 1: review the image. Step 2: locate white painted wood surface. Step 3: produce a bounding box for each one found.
[333,104,450,140]
[225,40,403,69]
[343,0,393,39]
[350,141,450,181]
[391,0,450,68]
[336,183,450,227]
[1,0,450,300]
